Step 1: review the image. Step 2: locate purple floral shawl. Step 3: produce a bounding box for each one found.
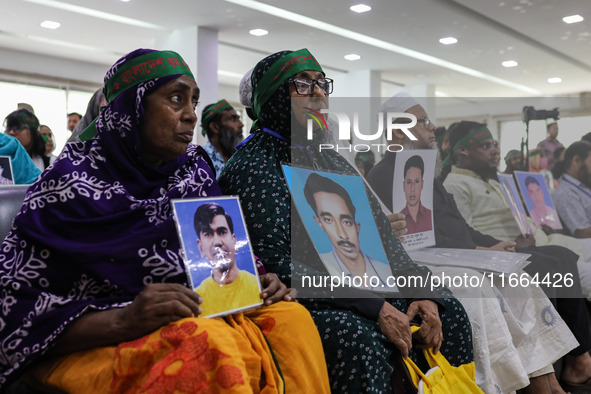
[0,49,220,387]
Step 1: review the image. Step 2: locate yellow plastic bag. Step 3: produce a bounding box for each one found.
[402,326,483,393]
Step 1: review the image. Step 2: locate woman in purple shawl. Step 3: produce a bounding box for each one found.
[0,48,329,393]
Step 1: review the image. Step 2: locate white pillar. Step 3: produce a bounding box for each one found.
[156,27,219,145]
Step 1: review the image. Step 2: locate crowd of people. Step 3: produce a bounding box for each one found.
[1,47,591,394]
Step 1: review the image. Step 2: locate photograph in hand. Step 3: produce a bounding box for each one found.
[172,196,263,317]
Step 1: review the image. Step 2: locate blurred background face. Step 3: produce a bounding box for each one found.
[403,167,424,208]
[548,123,559,139]
[39,126,54,155]
[67,114,81,132]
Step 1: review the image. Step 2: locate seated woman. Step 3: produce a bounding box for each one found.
[0,48,329,393]
[4,109,50,171]
[218,49,475,393]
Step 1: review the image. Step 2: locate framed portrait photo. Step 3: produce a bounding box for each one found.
[171,196,263,318]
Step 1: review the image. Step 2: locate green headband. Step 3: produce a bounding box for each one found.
[504,150,521,163]
[81,50,193,141]
[252,48,324,118]
[528,148,544,157]
[201,99,233,136]
[442,126,493,166]
[14,110,39,131]
[104,50,194,103]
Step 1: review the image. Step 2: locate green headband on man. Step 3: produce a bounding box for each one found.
[81,50,194,141]
[252,48,324,118]
[442,126,493,166]
[201,99,233,137]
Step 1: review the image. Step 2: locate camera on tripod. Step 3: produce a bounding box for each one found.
[522,106,560,124]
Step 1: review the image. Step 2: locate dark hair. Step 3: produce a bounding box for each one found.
[547,122,557,131]
[67,112,82,120]
[582,132,591,144]
[303,173,356,218]
[200,103,225,140]
[4,109,48,167]
[404,155,424,177]
[446,121,487,165]
[564,141,591,169]
[193,203,234,237]
[553,146,565,160]
[525,176,539,187]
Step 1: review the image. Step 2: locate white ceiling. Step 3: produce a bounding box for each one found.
[1,0,591,99]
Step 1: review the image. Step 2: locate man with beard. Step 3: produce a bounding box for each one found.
[503,149,524,174]
[193,202,261,316]
[553,141,591,238]
[367,93,591,393]
[201,99,244,177]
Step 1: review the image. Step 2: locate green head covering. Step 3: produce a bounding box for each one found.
[201,99,233,137]
[104,50,194,103]
[504,149,521,163]
[80,49,194,141]
[528,148,544,157]
[442,125,493,166]
[12,109,40,132]
[252,48,324,119]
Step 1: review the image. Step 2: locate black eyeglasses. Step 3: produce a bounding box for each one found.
[4,125,27,135]
[289,77,334,95]
[417,117,434,127]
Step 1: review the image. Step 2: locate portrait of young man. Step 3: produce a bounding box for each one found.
[302,172,393,290]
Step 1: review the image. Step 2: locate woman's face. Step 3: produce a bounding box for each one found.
[140,75,199,166]
[5,125,33,152]
[39,126,54,154]
[290,70,329,129]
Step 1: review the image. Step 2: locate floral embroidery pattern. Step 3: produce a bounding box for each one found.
[111,320,245,393]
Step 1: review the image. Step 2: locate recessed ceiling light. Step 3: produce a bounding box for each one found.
[40,20,61,29]
[225,0,541,94]
[439,37,458,45]
[120,0,131,2]
[502,60,518,67]
[249,28,268,36]
[23,0,164,29]
[547,77,562,84]
[344,54,361,61]
[350,4,371,13]
[563,14,584,24]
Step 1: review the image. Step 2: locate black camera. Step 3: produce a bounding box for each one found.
[522,106,560,124]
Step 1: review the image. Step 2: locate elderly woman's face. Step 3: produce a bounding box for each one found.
[140,75,199,166]
[290,70,329,129]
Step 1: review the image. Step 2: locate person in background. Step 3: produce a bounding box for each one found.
[537,122,564,171]
[0,133,40,184]
[434,126,449,157]
[39,125,57,165]
[553,141,591,238]
[200,99,244,177]
[367,93,581,394]
[3,109,49,171]
[66,112,82,133]
[552,146,566,180]
[503,149,524,174]
[67,89,106,145]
